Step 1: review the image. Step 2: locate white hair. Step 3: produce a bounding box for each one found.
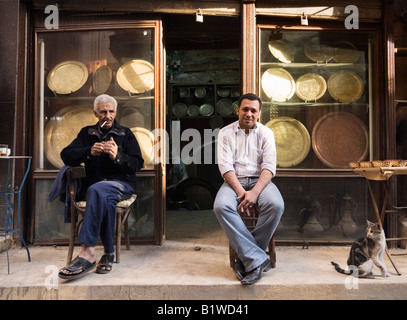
[93,94,117,112]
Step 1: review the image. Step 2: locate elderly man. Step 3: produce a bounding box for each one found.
[58,94,144,280]
[213,93,284,285]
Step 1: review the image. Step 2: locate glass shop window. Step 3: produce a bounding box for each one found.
[36,28,155,171]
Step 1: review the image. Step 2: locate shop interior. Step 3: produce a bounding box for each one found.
[163,14,240,242]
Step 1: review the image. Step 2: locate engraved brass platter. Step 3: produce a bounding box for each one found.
[312,111,368,168]
[327,71,364,103]
[268,39,296,63]
[130,127,154,166]
[333,41,360,63]
[265,117,311,168]
[116,60,154,94]
[261,68,295,102]
[45,107,96,168]
[304,42,334,63]
[93,65,112,95]
[295,73,327,101]
[47,60,88,94]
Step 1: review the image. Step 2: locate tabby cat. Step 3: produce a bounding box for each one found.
[331,220,390,279]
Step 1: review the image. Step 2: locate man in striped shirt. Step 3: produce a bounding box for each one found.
[214,93,284,285]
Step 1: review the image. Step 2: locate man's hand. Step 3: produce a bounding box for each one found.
[91,137,118,160]
[91,142,105,156]
[102,137,118,160]
[237,189,259,216]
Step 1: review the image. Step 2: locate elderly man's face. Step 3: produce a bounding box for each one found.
[94,101,116,128]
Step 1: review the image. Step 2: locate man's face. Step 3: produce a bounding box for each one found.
[237,98,261,132]
[94,101,116,128]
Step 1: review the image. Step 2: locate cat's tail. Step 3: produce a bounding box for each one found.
[331,261,351,275]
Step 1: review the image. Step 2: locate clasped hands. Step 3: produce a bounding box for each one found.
[91,137,117,160]
[237,189,258,217]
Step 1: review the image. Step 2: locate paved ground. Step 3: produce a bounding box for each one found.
[1,240,407,300]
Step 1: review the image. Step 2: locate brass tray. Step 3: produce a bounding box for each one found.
[327,71,364,103]
[93,65,112,95]
[45,107,96,168]
[295,73,327,101]
[261,68,295,102]
[130,127,154,166]
[312,112,368,168]
[333,41,360,63]
[116,60,154,94]
[268,39,295,63]
[265,117,310,168]
[304,42,334,63]
[47,60,88,94]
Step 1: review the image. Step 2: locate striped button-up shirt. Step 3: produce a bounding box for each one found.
[217,121,277,178]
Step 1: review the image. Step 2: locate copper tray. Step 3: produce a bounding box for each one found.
[116,59,154,94]
[265,117,310,168]
[47,60,88,94]
[295,73,327,101]
[45,107,96,168]
[93,65,112,95]
[268,39,296,63]
[312,112,368,168]
[327,71,364,103]
[261,68,295,102]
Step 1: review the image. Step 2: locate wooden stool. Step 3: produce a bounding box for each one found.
[229,209,276,268]
[65,166,137,264]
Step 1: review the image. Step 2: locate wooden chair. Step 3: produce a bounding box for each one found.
[65,166,137,264]
[229,209,276,268]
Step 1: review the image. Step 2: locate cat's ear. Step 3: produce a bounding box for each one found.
[367,220,374,226]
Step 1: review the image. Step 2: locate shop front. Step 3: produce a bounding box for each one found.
[4,0,405,247]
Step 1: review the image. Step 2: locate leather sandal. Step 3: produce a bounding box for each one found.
[96,254,114,274]
[58,256,96,280]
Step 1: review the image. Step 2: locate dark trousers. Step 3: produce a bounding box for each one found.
[77,180,134,254]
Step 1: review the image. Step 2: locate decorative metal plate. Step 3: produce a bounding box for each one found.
[295,73,327,101]
[130,127,154,166]
[265,117,311,168]
[199,104,214,116]
[172,103,188,117]
[261,68,295,102]
[268,39,296,63]
[217,99,233,116]
[93,65,112,95]
[312,111,368,168]
[187,105,200,116]
[327,71,364,103]
[45,107,96,168]
[304,42,334,63]
[333,41,360,63]
[47,60,88,94]
[116,59,154,94]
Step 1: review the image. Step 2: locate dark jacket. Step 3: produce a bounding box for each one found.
[61,120,144,199]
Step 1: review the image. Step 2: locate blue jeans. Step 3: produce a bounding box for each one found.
[78,180,134,254]
[213,177,284,272]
